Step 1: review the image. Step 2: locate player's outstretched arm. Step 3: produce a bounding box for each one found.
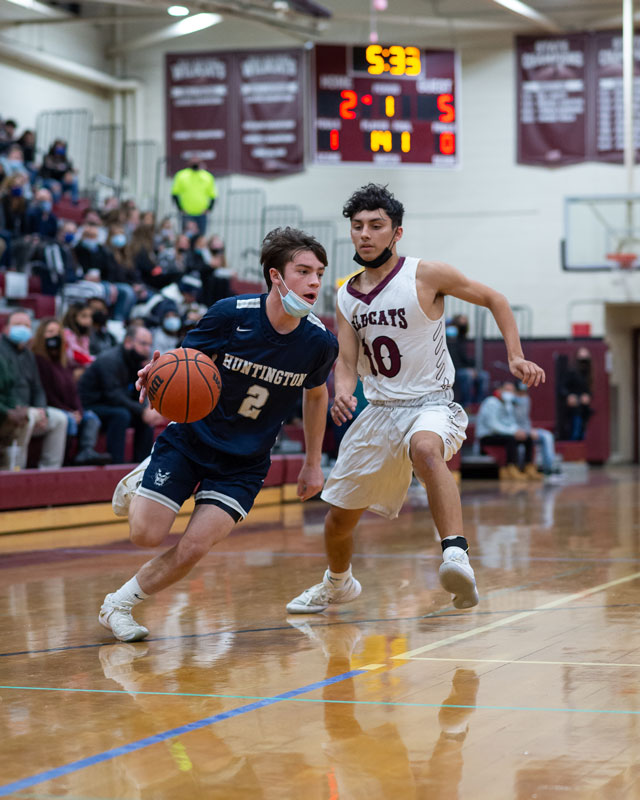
[136,350,161,403]
[297,384,329,501]
[331,307,360,426]
[428,261,545,388]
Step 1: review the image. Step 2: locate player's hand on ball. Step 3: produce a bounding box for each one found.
[136,350,161,402]
[297,463,324,501]
[509,357,545,388]
[331,393,358,425]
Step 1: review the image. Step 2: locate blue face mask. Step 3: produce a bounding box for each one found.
[40,201,52,213]
[8,324,32,345]
[111,234,127,248]
[82,239,99,251]
[501,391,515,402]
[277,278,316,318]
[64,232,75,244]
[10,186,23,197]
[163,316,182,332]
[7,159,22,169]
[446,325,458,338]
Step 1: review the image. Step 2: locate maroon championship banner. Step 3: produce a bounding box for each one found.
[592,30,640,164]
[517,34,588,166]
[517,31,640,166]
[166,52,234,176]
[237,50,304,175]
[166,49,304,177]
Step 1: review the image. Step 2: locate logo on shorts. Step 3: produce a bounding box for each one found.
[154,469,171,486]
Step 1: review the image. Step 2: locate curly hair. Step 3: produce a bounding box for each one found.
[342,183,404,228]
[261,227,327,290]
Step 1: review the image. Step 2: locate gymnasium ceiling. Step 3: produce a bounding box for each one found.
[0,0,632,50]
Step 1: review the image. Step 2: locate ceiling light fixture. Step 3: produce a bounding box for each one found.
[167,5,190,16]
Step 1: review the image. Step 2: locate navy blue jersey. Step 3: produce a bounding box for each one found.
[165,294,338,460]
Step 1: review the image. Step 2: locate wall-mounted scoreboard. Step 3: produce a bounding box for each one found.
[313,44,459,167]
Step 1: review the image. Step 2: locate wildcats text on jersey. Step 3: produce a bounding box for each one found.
[351,308,407,332]
[222,352,307,387]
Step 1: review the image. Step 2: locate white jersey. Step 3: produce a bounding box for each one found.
[337,256,455,403]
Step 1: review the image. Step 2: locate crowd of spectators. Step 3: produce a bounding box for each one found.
[0,116,237,471]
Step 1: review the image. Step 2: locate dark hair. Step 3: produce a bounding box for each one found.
[62,302,91,335]
[32,317,67,366]
[342,183,404,228]
[261,227,327,290]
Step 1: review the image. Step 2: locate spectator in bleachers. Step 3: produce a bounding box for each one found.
[155,216,176,249]
[31,317,111,466]
[39,139,79,204]
[62,302,95,375]
[0,144,32,198]
[103,224,138,320]
[129,223,182,290]
[76,207,107,245]
[25,188,58,239]
[514,381,560,476]
[0,119,17,153]
[171,156,217,235]
[78,324,164,464]
[16,130,36,172]
[448,313,490,407]
[190,234,233,306]
[1,173,29,238]
[0,309,67,469]
[122,199,140,237]
[0,353,29,470]
[476,380,542,481]
[559,347,593,441]
[88,297,119,356]
[156,232,190,275]
[152,308,182,354]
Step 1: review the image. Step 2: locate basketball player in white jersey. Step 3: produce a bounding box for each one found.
[287,183,545,614]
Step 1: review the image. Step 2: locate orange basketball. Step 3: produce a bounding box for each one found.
[146,348,221,423]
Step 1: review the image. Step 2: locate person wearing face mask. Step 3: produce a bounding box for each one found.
[78,324,165,466]
[447,313,490,408]
[171,156,218,236]
[62,302,96,376]
[88,299,118,356]
[25,188,58,239]
[0,310,68,469]
[152,310,182,354]
[560,347,593,441]
[0,144,32,199]
[39,139,79,203]
[476,381,541,481]
[97,227,338,642]
[191,234,233,307]
[1,173,28,240]
[31,318,111,466]
[287,184,545,617]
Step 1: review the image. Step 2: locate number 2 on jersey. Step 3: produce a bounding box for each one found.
[362,335,402,378]
[237,385,270,419]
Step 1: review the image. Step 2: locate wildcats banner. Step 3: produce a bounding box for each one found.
[166,49,304,177]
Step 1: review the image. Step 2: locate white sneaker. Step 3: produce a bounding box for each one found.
[439,547,479,609]
[99,594,149,642]
[286,570,362,614]
[112,456,151,516]
[287,618,363,658]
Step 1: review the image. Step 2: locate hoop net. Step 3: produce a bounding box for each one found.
[606,252,637,270]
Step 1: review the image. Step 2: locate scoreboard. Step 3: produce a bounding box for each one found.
[313,44,459,167]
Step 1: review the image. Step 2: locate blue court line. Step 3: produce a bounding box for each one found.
[2,684,639,718]
[0,668,367,798]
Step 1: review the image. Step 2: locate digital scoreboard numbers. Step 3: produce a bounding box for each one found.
[314,44,458,167]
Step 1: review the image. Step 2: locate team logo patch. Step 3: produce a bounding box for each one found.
[154,469,171,486]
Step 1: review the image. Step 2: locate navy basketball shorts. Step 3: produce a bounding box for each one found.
[137,435,270,523]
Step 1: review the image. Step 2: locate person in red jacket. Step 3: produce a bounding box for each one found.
[31,317,111,466]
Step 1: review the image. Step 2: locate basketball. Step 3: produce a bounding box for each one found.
[146,347,222,423]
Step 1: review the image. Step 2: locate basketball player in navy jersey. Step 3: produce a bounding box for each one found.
[287,184,545,614]
[99,228,338,642]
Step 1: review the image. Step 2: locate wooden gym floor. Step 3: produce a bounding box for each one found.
[1,465,640,799]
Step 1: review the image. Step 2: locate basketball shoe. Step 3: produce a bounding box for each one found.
[99,594,149,642]
[287,618,363,659]
[112,456,151,516]
[286,570,362,614]
[438,547,479,609]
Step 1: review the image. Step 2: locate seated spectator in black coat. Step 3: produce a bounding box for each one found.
[88,297,118,356]
[78,324,164,464]
[25,188,58,239]
[447,313,489,407]
[39,139,79,203]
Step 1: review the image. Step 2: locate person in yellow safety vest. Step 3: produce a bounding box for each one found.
[171,157,218,237]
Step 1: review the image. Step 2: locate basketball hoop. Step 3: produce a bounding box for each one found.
[606,252,637,270]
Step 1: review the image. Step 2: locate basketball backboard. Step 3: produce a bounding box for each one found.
[563,194,640,271]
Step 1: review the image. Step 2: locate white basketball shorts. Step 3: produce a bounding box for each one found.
[321,397,468,520]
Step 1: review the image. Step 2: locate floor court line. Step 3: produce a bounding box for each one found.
[1,684,639,717]
[0,668,368,798]
[393,570,640,660]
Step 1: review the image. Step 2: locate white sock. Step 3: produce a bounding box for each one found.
[110,576,149,606]
[326,566,352,585]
